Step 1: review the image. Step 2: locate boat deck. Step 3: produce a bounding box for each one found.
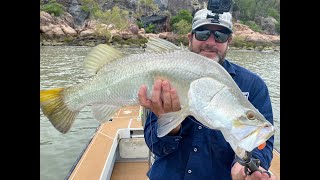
[270,149,280,179]
[66,105,280,180]
[111,162,149,180]
[67,105,148,180]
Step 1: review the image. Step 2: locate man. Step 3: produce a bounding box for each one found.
[138,8,276,180]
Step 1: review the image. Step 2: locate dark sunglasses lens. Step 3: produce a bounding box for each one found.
[195,30,211,41]
[195,30,229,43]
[214,31,229,43]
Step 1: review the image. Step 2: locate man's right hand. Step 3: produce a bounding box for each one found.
[138,79,181,117]
[138,79,182,135]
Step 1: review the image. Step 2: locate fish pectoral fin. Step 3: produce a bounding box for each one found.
[91,104,120,123]
[188,77,225,112]
[157,108,189,137]
[187,77,227,129]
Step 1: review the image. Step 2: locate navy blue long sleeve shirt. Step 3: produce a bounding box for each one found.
[144,59,274,180]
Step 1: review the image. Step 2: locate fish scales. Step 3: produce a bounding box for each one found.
[64,50,219,110]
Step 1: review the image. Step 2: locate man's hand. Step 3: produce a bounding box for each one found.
[231,162,277,180]
[138,79,181,117]
[138,80,182,135]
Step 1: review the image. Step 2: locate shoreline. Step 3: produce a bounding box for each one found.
[40,38,280,52]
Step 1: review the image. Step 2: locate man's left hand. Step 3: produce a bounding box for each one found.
[231,162,277,180]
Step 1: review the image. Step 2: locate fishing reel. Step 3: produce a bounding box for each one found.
[235,151,271,177]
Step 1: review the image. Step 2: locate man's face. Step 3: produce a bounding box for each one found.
[188,25,232,65]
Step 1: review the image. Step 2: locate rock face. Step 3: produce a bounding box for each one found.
[167,0,206,15]
[40,11,77,39]
[140,15,168,32]
[40,0,280,47]
[40,10,279,48]
[55,0,207,16]
[233,23,280,46]
[67,0,90,28]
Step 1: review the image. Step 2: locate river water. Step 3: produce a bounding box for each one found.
[40,46,280,180]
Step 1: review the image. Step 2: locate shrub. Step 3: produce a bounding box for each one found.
[172,19,191,35]
[244,21,262,33]
[136,20,144,29]
[79,0,100,13]
[145,24,155,33]
[138,0,159,13]
[94,24,112,40]
[40,0,64,16]
[170,10,193,34]
[176,35,189,46]
[170,10,193,26]
[231,36,247,47]
[94,6,130,30]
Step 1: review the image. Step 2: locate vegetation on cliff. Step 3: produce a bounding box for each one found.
[40,0,280,50]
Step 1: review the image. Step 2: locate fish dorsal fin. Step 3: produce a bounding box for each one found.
[145,37,182,53]
[83,44,124,75]
[179,41,189,51]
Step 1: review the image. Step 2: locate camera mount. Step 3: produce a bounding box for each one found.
[206,0,233,23]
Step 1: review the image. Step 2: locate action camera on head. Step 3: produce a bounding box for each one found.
[207,0,233,14]
[206,0,233,23]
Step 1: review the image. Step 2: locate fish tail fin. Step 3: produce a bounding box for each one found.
[157,107,189,137]
[40,88,79,133]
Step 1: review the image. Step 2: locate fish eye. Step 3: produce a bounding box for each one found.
[246,110,255,120]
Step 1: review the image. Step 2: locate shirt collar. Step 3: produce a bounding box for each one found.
[222,59,236,76]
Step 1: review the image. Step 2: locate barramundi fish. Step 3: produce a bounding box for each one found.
[40,37,275,159]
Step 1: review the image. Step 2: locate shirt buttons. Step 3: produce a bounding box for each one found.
[188,169,192,174]
[194,148,197,152]
[198,126,202,129]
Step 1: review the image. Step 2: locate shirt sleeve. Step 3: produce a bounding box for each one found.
[144,111,182,157]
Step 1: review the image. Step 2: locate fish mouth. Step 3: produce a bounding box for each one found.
[232,122,275,151]
[241,123,274,140]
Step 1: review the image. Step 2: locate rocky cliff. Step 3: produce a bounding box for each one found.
[40,0,280,50]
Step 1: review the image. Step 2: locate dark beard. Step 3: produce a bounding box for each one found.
[189,43,227,65]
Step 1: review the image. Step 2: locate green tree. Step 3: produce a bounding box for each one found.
[145,23,155,33]
[170,10,192,34]
[173,19,192,34]
[40,0,64,16]
[90,6,130,30]
[79,0,100,14]
[233,0,280,34]
[170,10,193,27]
[136,0,159,17]
[234,0,280,21]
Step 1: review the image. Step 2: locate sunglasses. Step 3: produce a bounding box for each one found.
[192,29,230,43]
